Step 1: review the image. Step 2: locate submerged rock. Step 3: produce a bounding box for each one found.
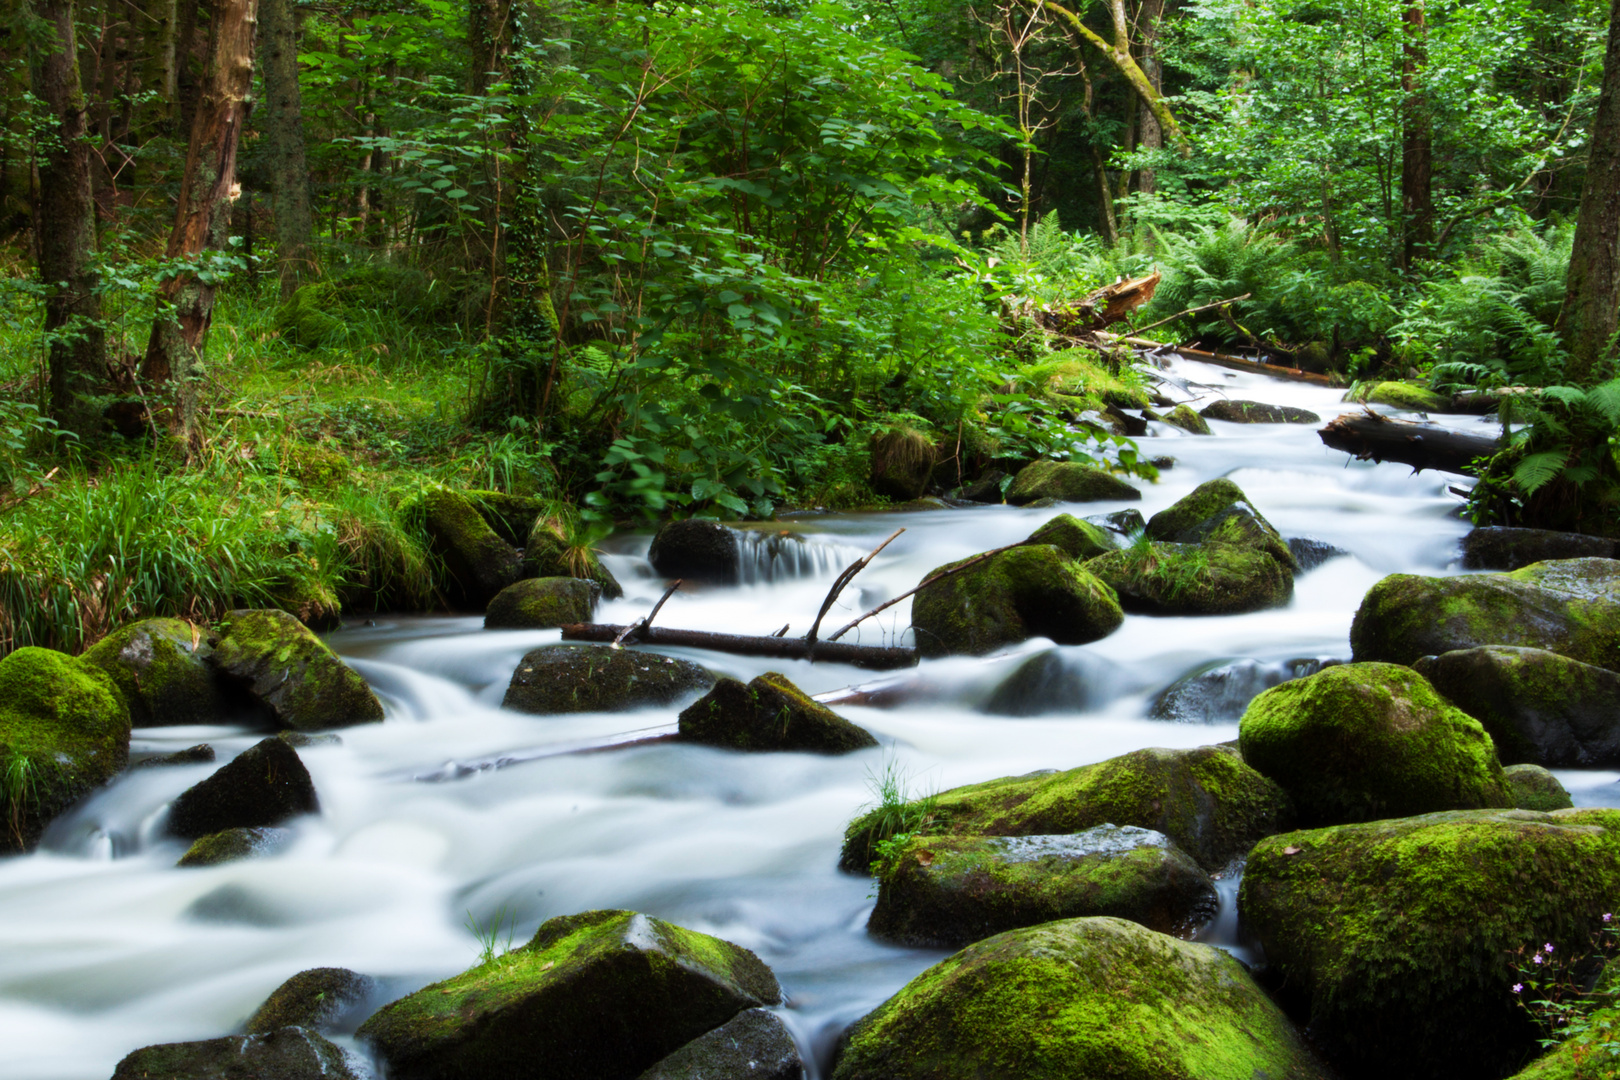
[1504,764,1574,811]
[503,645,712,715]
[166,738,320,840]
[247,967,377,1034]
[82,618,242,728]
[1144,478,1297,569]
[1162,403,1211,435]
[648,519,741,582]
[1151,657,1334,724]
[1460,526,1616,570]
[132,744,216,769]
[484,577,600,629]
[1004,460,1141,505]
[523,517,624,599]
[211,609,385,731]
[910,545,1123,658]
[637,1008,803,1080]
[420,487,523,608]
[1085,508,1146,538]
[111,1027,363,1080]
[176,825,293,867]
[981,649,1127,716]
[1085,540,1294,616]
[678,673,877,753]
[1017,513,1116,561]
[1199,399,1320,424]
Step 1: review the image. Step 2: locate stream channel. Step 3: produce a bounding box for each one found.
[4,356,1617,1079]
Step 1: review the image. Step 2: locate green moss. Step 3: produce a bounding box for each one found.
[416,487,522,607]
[82,618,229,727]
[1163,404,1211,435]
[246,967,376,1034]
[1504,763,1575,810]
[213,609,385,730]
[911,545,1123,658]
[1019,513,1116,560]
[484,577,599,629]
[1347,381,1448,412]
[466,490,548,546]
[1085,540,1293,615]
[1144,478,1297,568]
[503,645,713,714]
[176,825,292,867]
[1005,460,1143,506]
[522,518,623,599]
[1507,1023,1620,1078]
[279,442,353,489]
[677,672,877,753]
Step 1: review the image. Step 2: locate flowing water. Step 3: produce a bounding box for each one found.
[4,357,1617,1079]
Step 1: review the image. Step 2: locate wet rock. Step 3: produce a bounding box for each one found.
[1085,508,1146,538]
[176,826,294,867]
[910,545,1123,658]
[1017,513,1116,561]
[867,827,1217,948]
[1413,646,1620,767]
[1346,380,1448,412]
[1162,403,1211,434]
[278,731,340,748]
[1199,399,1321,424]
[82,618,242,727]
[982,650,1125,716]
[1240,807,1620,1079]
[1459,526,1616,570]
[1144,478,1297,569]
[678,673,877,753]
[133,744,216,769]
[247,967,377,1034]
[1004,460,1142,505]
[952,471,1005,504]
[523,518,624,599]
[1239,662,1511,826]
[111,1026,363,1080]
[467,490,549,547]
[841,745,1293,874]
[1288,535,1348,571]
[1504,764,1573,811]
[637,1008,803,1080]
[831,916,1327,1080]
[1151,657,1334,724]
[269,577,343,632]
[503,645,712,715]
[167,738,320,840]
[211,609,385,731]
[648,519,741,582]
[420,487,523,608]
[484,577,599,629]
[869,428,937,501]
[358,908,781,1080]
[0,647,130,854]
[1084,540,1294,616]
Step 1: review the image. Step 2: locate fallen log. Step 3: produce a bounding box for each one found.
[1035,273,1162,334]
[1318,409,1500,476]
[560,623,917,670]
[1100,333,1338,386]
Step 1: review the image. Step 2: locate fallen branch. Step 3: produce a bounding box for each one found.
[1128,294,1251,339]
[1318,409,1500,476]
[826,542,1021,643]
[562,623,916,670]
[1100,333,1337,386]
[806,527,904,653]
[612,579,681,647]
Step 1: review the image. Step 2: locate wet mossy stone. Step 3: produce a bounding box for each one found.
[522,518,624,599]
[648,519,742,582]
[1084,541,1294,616]
[247,967,377,1034]
[83,617,240,728]
[484,577,600,630]
[176,825,293,867]
[1087,508,1147,538]
[1239,808,1620,1079]
[841,745,1294,874]
[503,645,713,715]
[357,908,781,1080]
[1346,380,1449,412]
[211,609,385,731]
[981,650,1112,717]
[869,428,937,502]
[1144,478,1297,569]
[1163,403,1211,435]
[1506,1024,1618,1079]
[467,490,549,547]
[419,487,523,608]
[678,673,877,753]
[133,743,216,769]
[1504,764,1574,811]
[637,1008,803,1080]
[1199,399,1321,424]
[111,1027,362,1080]
[167,737,320,840]
[1238,662,1512,827]
[1413,646,1620,767]
[1350,559,1620,671]
[830,916,1328,1080]
[868,826,1218,948]
[911,545,1123,659]
[1018,513,1116,561]
[1005,460,1142,505]
[0,647,130,854]
[1460,526,1616,570]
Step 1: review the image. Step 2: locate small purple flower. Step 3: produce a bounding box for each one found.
[1534,955,1544,965]
[1607,913,1613,923]
[1545,943,1555,953]
[1513,983,1524,994]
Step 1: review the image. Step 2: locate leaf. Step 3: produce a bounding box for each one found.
[1512,451,1569,495]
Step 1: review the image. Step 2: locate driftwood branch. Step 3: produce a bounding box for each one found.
[612,579,681,646]
[1318,409,1499,476]
[1100,333,1337,386]
[1128,294,1251,338]
[827,542,1021,643]
[807,527,904,651]
[561,624,917,670]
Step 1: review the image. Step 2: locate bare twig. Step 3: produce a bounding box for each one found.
[827,542,1020,643]
[1129,293,1250,338]
[612,579,682,647]
[805,528,904,650]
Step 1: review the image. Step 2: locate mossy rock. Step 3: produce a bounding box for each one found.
[1239,807,1620,1078]
[868,826,1217,948]
[82,617,243,728]
[831,916,1328,1080]
[278,441,352,489]
[112,1026,363,1080]
[268,576,343,632]
[1350,560,1620,671]
[1460,526,1616,570]
[485,577,600,629]
[1344,380,1448,412]
[911,545,1123,658]
[0,647,131,854]
[1144,478,1297,569]
[981,649,1110,717]
[1504,764,1574,811]
[419,487,523,608]
[841,745,1293,874]
[211,609,384,731]
[678,673,877,753]
[1019,513,1116,561]
[176,825,293,867]
[1288,535,1348,571]
[1199,400,1320,424]
[1085,541,1294,616]
[1162,403,1211,435]
[503,645,713,715]
[167,738,320,840]
[1238,662,1512,826]
[1005,460,1142,505]
[247,967,377,1034]
[869,427,937,502]
[637,1008,803,1080]
[357,909,780,1080]
[467,490,549,546]
[648,519,742,582]
[522,518,624,599]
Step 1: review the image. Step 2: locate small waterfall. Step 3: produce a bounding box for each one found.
[735,530,867,585]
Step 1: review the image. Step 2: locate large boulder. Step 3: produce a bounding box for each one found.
[211,610,384,731]
[678,673,877,753]
[166,738,320,840]
[867,826,1217,948]
[648,519,741,582]
[111,1027,363,1080]
[484,577,599,629]
[1504,764,1573,811]
[910,545,1123,658]
[176,825,293,867]
[1199,400,1320,424]
[637,1008,803,1080]
[1347,380,1448,412]
[82,618,245,727]
[468,490,548,547]
[420,488,523,608]
[841,745,1293,874]
[358,909,781,1080]
[247,967,376,1034]
[522,518,624,599]
[869,428,937,502]
[1084,540,1294,615]
[831,916,1328,1080]
[1005,460,1142,505]
[503,645,712,714]
[1459,526,1616,570]
[1238,662,1511,826]
[1352,560,1620,671]
[1239,808,1620,1079]
[1145,478,1297,568]
[1018,513,1116,561]
[0,647,130,854]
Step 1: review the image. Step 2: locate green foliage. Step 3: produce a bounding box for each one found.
[863,756,943,875]
[465,906,518,968]
[1513,917,1620,1070]
[1468,379,1620,536]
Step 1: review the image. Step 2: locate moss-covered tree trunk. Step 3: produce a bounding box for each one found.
[1562,0,1620,384]
[258,0,312,298]
[1400,1,1434,269]
[1134,0,1165,196]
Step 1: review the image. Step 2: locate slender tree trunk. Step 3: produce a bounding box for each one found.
[142,0,179,113]
[469,0,513,332]
[1562,0,1620,383]
[1400,1,1434,268]
[29,0,106,439]
[1043,0,1189,153]
[174,0,202,136]
[1135,0,1165,196]
[259,0,311,297]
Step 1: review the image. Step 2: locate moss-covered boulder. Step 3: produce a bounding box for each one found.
[268,576,343,632]
[841,745,1293,874]
[247,967,377,1034]
[420,487,523,608]
[1085,541,1294,616]
[467,491,548,546]
[1145,478,1297,569]
[522,518,624,599]
[867,826,1217,948]
[1239,808,1620,1079]
[831,916,1328,1080]
[911,545,1123,658]
[503,645,712,715]
[1347,380,1449,412]
[0,647,130,854]
[83,618,242,727]
[176,825,294,867]
[211,610,384,731]
[637,1008,803,1080]
[1005,460,1142,505]
[1238,662,1511,826]
[1018,513,1116,561]
[1460,526,1616,570]
[1162,403,1211,435]
[167,738,320,840]
[484,577,600,629]
[1350,560,1620,671]
[1199,400,1320,424]
[648,519,741,582]
[358,909,781,1080]
[678,673,877,753]
[869,427,937,502]
[1504,764,1574,811]
[112,1027,363,1080]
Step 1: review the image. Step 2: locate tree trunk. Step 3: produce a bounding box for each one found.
[1400,1,1434,268]
[29,0,106,440]
[1135,0,1165,196]
[258,0,311,297]
[1562,0,1620,384]
[1043,0,1189,154]
[1318,411,1499,476]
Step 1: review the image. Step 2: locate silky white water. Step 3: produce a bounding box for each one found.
[1,357,1608,1079]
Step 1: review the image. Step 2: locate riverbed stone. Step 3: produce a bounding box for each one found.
[247,967,377,1034]
[648,519,741,582]
[82,618,242,728]
[1018,513,1116,560]
[133,744,216,769]
[1199,399,1321,424]
[869,428,937,501]
[1239,807,1620,1079]
[910,545,1123,658]
[111,1027,363,1080]
[831,916,1328,1080]
[210,609,385,731]
[522,518,624,599]
[637,1008,803,1080]
[484,577,600,629]
[1287,535,1348,571]
[1504,764,1574,811]
[420,487,524,608]
[1347,380,1448,412]
[1004,460,1142,505]
[176,825,293,867]
[166,738,320,840]
[1460,526,1616,570]
[841,745,1293,874]
[1144,478,1297,569]
[1151,657,1335,724]
[503,645,712,715]
[678,673,877,753]
[1238,662,1512,826]
[1162,403,1211,434]
[358,908,780,1080]
[1085,540,1294,615]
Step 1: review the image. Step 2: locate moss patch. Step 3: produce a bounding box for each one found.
[911,544,1123,658]
[81,617,240,728]
[212,609,384,731]
[1018,513,1116,561]
[678,672,877,753]
[1144,477,1296,569]
[417,487,523,608]
[1005,460,1142,505]
[1163,403,1211,435]
[112,1027,362,1080]
[176,825,293,867]
[1504,763,1574,811]
[484,577,599,629]
[522,518,623,599]
[1347,381,1448,412]
[246,966,376,1034]
[1085,540,1293,615]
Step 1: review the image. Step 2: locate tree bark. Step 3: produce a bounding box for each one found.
[29,0,106,440]
[259,0,311,297]
[1135,0,1165,195]
[1318,411,1499,476]
[1562,0,1620,384]
[1400,1,1435,268]
[1043,0,1189,154]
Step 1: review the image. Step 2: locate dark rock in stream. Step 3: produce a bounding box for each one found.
[211,609,385,731]
[1288,535,1348,571]
[678,673,877,753]
[167,738,320,840]
[111,1026,364,1080]
[81,618,245,728]
[910,546,1123,658]
[176,826,293,867]
[1151,657,1337,724]
[1004,460,1141,505]
[1199,399,1320,424]
[247,967,377,1034]
[503,645,713,715]
[1145,478,1297,570]
[420,487,524,608]
[982,649,1128,716]
[1085,508,1146,537]
[637,1008,803,1080]
[1162,402,1211,435]
[484,577,600,629]
[648,519,742,582]
[133,743,216,769]
[952,470,1005,504]
[1504,764,1573,811]
[1460,525,1617,570]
